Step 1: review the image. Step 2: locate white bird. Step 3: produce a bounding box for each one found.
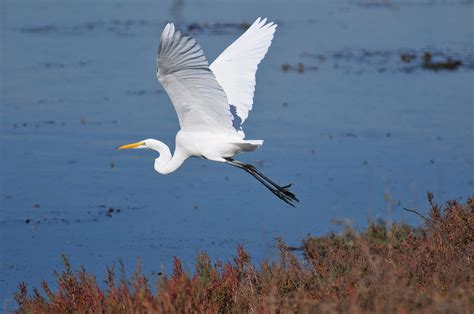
[118,17,298,206]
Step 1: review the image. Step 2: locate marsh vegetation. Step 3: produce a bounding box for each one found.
[15,195,473,313]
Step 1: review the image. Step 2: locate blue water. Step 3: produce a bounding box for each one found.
[1,0,473,308]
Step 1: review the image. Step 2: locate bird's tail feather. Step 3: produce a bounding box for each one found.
[232,140,263,152]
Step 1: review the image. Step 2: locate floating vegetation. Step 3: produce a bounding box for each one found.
[19,19,252,37]
[293,48,473,74]
[281,62,318,73]
[421,52,463,71]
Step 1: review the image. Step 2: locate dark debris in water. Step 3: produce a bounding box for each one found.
[80,117,118,126]
[185,21,251,34]
[0,204,133,227]
[11,118,116,130]
[421,52,463,71]
[42,62,65,69]
[294,48,472,74]
[400,53,416,63]
[105,207,121,217]
[126,89,163,96]
[12,120,67,129]
[357,0,395,8]
[281,63,318,73]
[20,25,58,33]
[40,61,91,70]
[19,19,252,37]
[20,19,155,37]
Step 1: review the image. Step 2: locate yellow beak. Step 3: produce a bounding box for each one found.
[117,141,145,150]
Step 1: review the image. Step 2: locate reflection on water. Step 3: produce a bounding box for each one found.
[1,0,473,306]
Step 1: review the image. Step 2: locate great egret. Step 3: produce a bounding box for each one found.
[118,17,299,206]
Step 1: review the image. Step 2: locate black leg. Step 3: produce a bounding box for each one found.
[225,158,299,206]
[226,160,296,207]
[227,159,286,189]
[245,163,298,200]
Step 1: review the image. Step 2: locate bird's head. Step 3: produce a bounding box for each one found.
[117,139,152,150]
[116,139,174,174]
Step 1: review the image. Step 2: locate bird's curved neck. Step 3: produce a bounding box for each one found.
[147,139,185,175]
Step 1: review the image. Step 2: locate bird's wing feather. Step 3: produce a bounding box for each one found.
[209,17,277,127]
[157,23,234,132]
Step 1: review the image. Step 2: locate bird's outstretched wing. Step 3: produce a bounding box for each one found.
[157,23,233,132]
[210,17,277,131]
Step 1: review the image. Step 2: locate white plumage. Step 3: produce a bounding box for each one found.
[118,18,298,206]
[157,23,233,133]
[157,17,276,136]
[210,17,277,131]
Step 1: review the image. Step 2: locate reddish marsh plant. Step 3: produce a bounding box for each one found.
[15,195,473,313]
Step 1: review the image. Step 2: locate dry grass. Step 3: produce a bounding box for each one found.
[15,193,473,313]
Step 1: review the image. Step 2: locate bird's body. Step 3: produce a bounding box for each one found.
[175,131,261,163]
[146,132,262,175]
[119,17,298,205]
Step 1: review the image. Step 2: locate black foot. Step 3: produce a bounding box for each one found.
[275,184,299,206]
